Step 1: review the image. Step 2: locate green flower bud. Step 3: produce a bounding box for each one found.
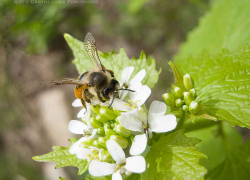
[91,105,101,114]
[189,88,196,97]
[189,101,200,114]
[101,150,113,163]
[175,98,184,107]
[162,93,175,107]
[105,128,118,137]
[100,106,117,120]
[90,117,103,129]
[96,114,109,123]
[104,123,111,129]
[183,105,189,112]
[174,86,184,98]
[81,139,94,147]
[114,124,132,138]
[97,127,105,136]
[183,74,194,91]
[92,139,103,148]
[113,109,121,116]
[183,92,194,105]
[98,137,109,148]
[110,135,128,149]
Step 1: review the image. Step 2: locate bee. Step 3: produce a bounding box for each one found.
[42,32,133,109]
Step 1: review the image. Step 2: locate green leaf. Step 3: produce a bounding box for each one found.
[185,121,243,171]
[206,139,250,180]
[175,47,250,128]
[142,130,207,180]
[33,145,89,175]
[64,33,160,89]
[176,0,250,58]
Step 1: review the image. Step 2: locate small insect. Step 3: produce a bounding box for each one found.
[42,32,133,109]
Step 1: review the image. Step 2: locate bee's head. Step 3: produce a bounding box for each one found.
[102,79,120,100]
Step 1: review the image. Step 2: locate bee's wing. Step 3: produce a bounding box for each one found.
[83,32,103,71]
[41,78,87,86]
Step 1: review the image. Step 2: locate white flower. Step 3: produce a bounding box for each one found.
[89,140,146,179]
[68,120,98,154]
[119,101,177,155]
[119,66,146,100]
[112,82,151,111]
[75,146,101,162]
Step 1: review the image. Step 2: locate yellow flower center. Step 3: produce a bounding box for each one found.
[124,100,141,110]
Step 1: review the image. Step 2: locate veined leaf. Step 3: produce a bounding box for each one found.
[33,145,89,175]
[175,47,250,128]
[64,34,160,89]
[176,0,250,58]
[142,130,207,180]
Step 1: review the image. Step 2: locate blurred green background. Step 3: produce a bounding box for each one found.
[0,0,210,179]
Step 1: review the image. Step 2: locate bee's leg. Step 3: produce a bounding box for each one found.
[80,98,87,110]
[97,91,106,103]
[82,89,92,104]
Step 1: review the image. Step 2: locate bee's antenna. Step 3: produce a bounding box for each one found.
[108,93,116,108]
[118,88,135,92]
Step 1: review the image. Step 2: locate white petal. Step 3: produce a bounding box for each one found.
[130,134,147,155]
[129,84,151,107]
[76,147,92,159]
[148,101,166,124]
[119,113,143,132]
[129,82,142,102]
[120,90,129,100]
[106,140,126,164]
[88,129,99,139]
[112,98,130,111]
[89,160,116,177]
[150,114,177,133]
[130,69,146,85]
[77,108,86,118]
[68,120,88,134]
[121,66,134,85]
[112,171,122,180]
[69,137,87,154]
[125,156,146,173]
[85,103,92,128]
[72,99,82,107]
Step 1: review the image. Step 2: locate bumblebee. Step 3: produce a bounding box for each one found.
[43,33,133,109]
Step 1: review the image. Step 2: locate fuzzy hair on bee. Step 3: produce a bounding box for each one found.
[42,32,134,109]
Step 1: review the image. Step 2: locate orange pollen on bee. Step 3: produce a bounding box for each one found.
[74,86,83,99]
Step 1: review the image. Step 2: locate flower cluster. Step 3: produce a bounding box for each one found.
[69,67,177,179]
[162,73,200,115]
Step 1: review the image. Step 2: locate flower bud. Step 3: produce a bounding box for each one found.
[92,140,103,148]
[189,88,196,97]
[162,93,175,107]
[100,106,117,120]
[105,128,118,137]
[104,123,111,129]
[183,105,189,112]
[96,114,109,123]
[110,135,128,149]
[175,99,184,107]
[98,137,109,148]
[183,92,194,105]
[91,105,101,114]
[183,74,194,91]
[101,150,113,162]
[113,109,121,116]
[174,86,184,98]
[90,117,103,129]
[81,139,94,147]
[125,171,132,176]
[97,127,105,136]
[189,101,200,114]
[114,124,132,138]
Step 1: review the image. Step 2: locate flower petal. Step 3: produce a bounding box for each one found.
[119,113,143,132]
[68,120,89,134]
[130,134,147,155]
[85,103,92,128]
[76,147,92,159]
[72,99,82,107]
[89,160,116,177]
[129,84,151,107]
[106,140,126,164]
[112,171,122,180]
[125,156,146,173]
[148,101,167,124]
[112,98,130,111]
[120,66,134,85]
[77,108,86,118]
[130,69,146,85]
[150,114,177,133]
[69,137,87,154]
